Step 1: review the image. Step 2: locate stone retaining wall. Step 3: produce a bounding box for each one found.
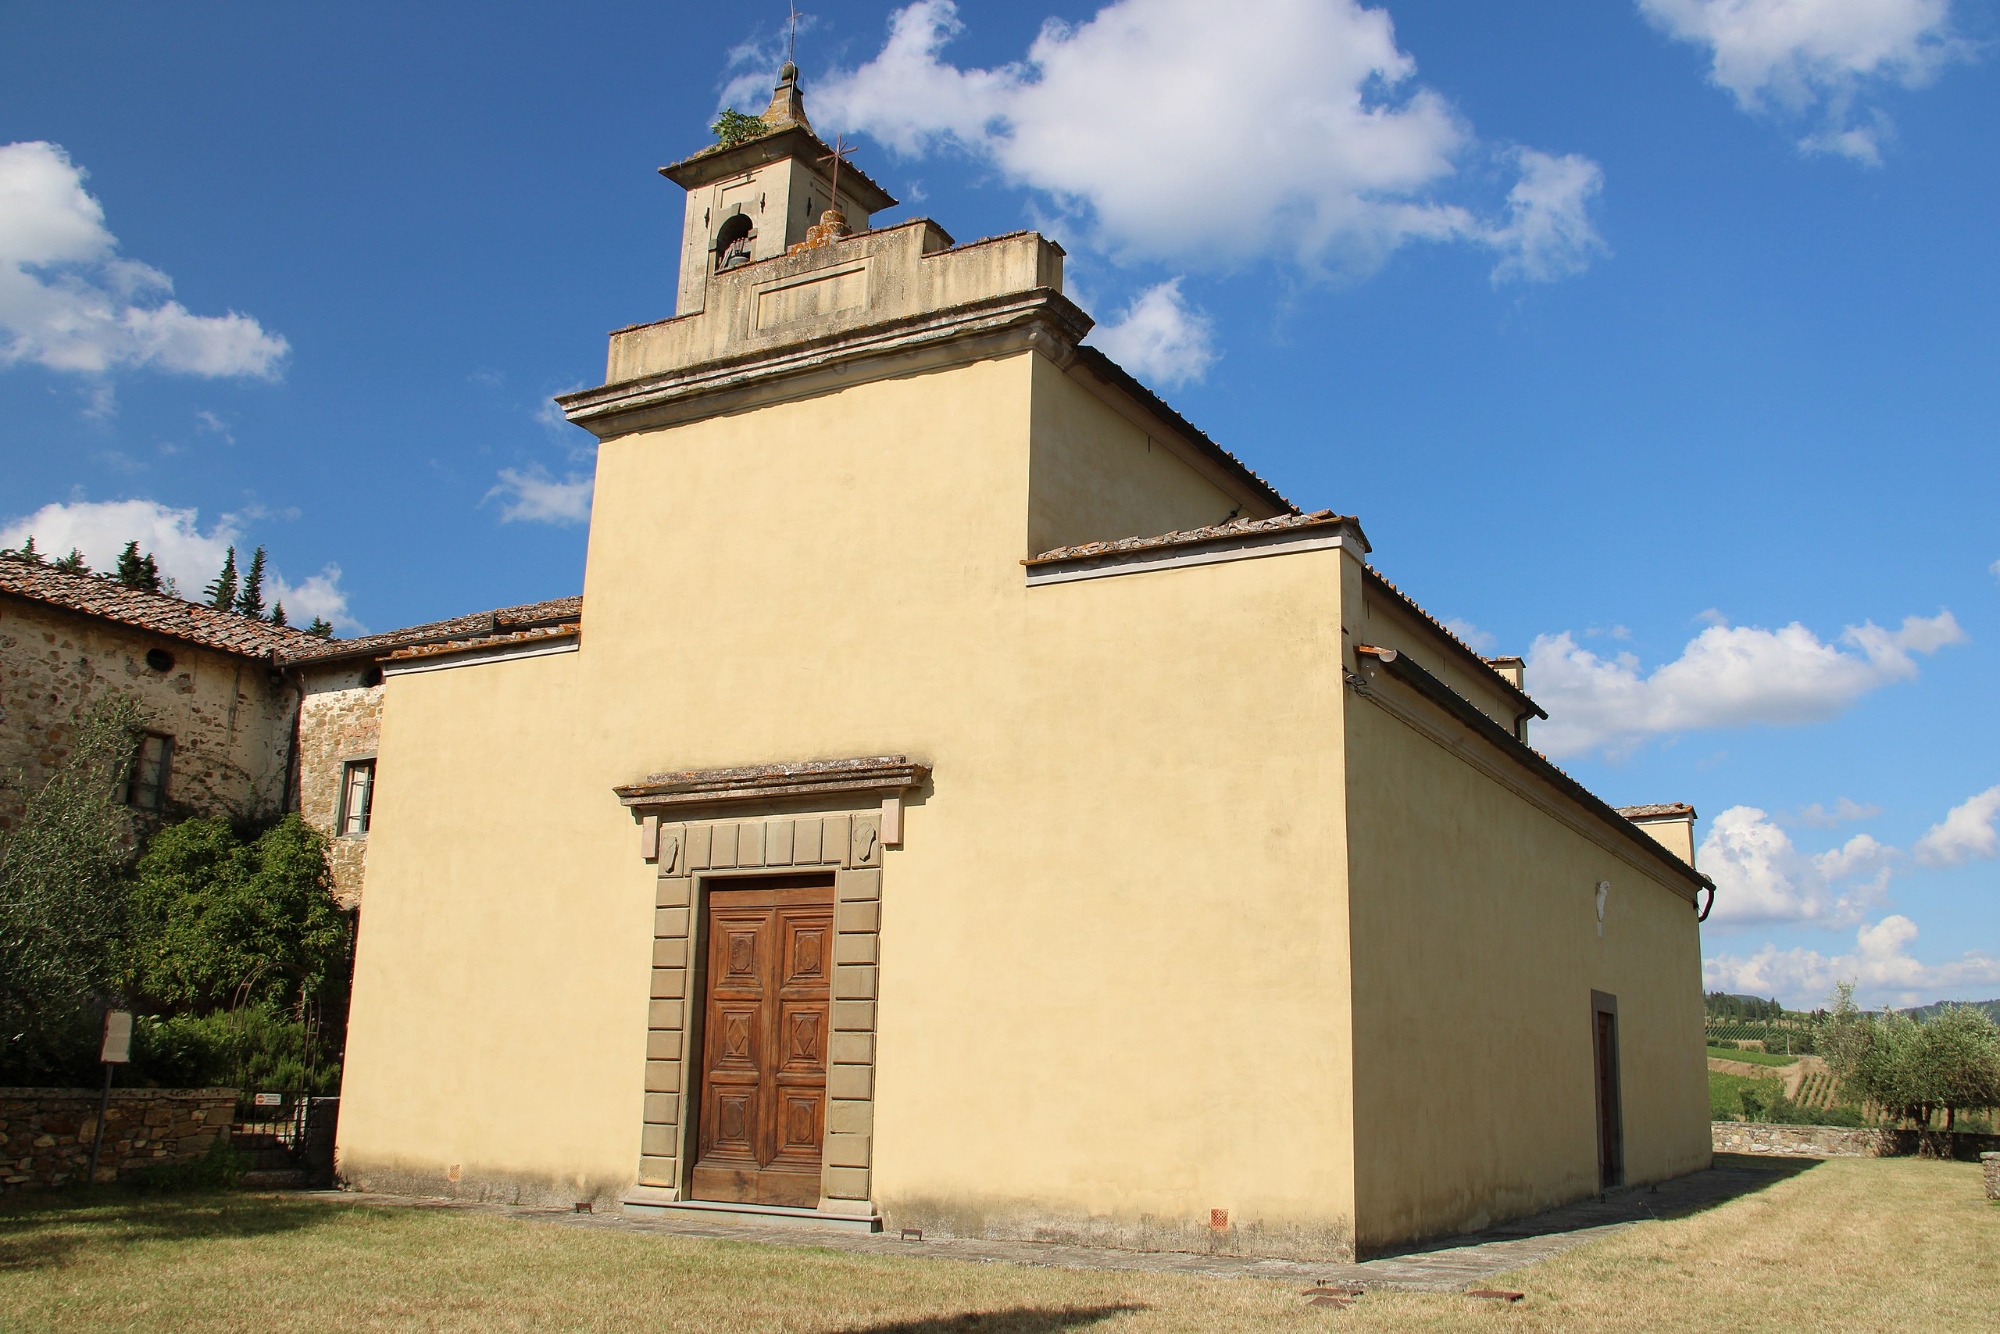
[1983,1153,1999,1200]
[1,1087,237,1189]
[1714,1122,2000,1160]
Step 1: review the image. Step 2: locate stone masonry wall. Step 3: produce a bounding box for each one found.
[1714,1122,2000,1160]
[1983,1153,1998,1200]
[0,597,295,833]
[0,1088,237,1189]
[296,666,383,906]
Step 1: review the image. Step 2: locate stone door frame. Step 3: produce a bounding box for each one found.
[615,756,928,1220]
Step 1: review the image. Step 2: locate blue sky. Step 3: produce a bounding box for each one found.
[3,1,1996,1007]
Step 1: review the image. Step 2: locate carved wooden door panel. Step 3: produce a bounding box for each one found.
[692,876,833,1207]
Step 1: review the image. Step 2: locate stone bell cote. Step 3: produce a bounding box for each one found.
[660,63,898,317]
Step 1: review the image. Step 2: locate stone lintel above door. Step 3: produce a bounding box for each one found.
[615,755,930,813]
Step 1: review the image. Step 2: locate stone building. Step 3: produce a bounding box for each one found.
[331,68,1718,1262]
[0,556,578,911]
[0,560,313,832]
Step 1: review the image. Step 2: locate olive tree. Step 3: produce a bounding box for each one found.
[1822,982,2000,1135]
[0,692,147,1083]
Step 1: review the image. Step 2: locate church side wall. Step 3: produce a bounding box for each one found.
[0,596,293,832]
[1024,356,1256,557]
[1339,565,1709,1251]
[335,349,1365,1254]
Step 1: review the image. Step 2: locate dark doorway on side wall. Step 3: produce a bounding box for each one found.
[1592,990,1623,1190]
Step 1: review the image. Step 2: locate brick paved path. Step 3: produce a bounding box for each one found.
[328,1156,1801,1294]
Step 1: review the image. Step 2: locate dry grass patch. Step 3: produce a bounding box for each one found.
[1,1155,1994,1332]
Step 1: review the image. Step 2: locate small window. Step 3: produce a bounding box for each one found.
[144,648,175,673]
[127,733,173,811]
[360,664,384,688]
[340,759,376,836]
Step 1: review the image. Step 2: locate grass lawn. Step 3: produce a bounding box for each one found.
[1704,1045,1799,1067]
[2,1157,1995,1332]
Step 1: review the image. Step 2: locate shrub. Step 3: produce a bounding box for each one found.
[128,1006,339,1096]
[125,815,352,1015]
[710,108,766,148]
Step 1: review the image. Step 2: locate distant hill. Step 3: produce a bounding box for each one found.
[1901,999,2000,1022]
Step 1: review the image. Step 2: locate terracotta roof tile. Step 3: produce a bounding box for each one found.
[0,556,319,659]
[283,596,582,665]
[384,622,580,662]
[1361,567,1547,722]
[1617,803,1697,820]
[1026,510,1356,566]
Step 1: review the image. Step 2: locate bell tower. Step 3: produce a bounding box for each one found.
[660,64,898,317]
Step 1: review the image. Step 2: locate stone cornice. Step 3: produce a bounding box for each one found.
[615,755,931,812]
[559,289,1091,441]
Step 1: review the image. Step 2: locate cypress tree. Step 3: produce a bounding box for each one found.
[270,602,288,628]
[53,548,88,574]
[115,541,146,589]
[204,547,239,610]
[235,547,268,620]
[305,617,333,639]
[8,536,45,564]
[137,552,162,593]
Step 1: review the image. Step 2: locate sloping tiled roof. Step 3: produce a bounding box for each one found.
[384,622,580,662]
[1617,803,1697,821]
[281,596,583,666]
[1361,566,1547,722]
[1027,510,1358,566]
[0,556,319,659]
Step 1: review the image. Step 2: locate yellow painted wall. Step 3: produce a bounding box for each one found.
[1339,576,1711,1251]
[1025,357,1247,555]
[338,347,1364,1252]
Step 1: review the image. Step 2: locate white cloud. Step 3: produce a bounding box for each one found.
[1989,557,2000,580]
[268,566,354,632]
[487,467,593,525]
[0,142,288,381]
[1795,796,1883,828]
[1528,609,1964,758]
[1706,914,2000,1010]
[1700,805,1894,928]
[1913,784,2000,867]
[1483,149,1608,284]
[1084,279,1217,387]
[1638,0,1970,163]
[812,0,1604,283]
[0,497,356,631]
[1445,618,1498,653]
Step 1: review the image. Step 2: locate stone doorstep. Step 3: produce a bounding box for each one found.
[621,1188,883,1234]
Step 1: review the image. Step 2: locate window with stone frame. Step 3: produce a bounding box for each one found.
[127,732,173,811]
[340,758,376,835]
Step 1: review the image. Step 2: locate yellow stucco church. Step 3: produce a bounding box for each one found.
[335,66,1714,1260]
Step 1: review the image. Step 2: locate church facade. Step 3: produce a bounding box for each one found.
[333,70,1714,1260]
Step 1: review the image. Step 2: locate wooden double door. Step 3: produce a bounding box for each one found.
[690,874,834,1207]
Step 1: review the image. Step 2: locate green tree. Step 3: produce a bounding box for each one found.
[711,108,767,147]
[0,692,148,1084]
[204,546,239,610]
[235,546,268,619]
[115,541,163,591]
[3,535,45,564]
[1821,983,2000,1135]
[53,547,89,574]
[304,616,334,639]
[270,601,288,628]
[125,815,352,1015]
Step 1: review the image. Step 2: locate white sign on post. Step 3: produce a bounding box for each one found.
[100,1011,133,1064]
